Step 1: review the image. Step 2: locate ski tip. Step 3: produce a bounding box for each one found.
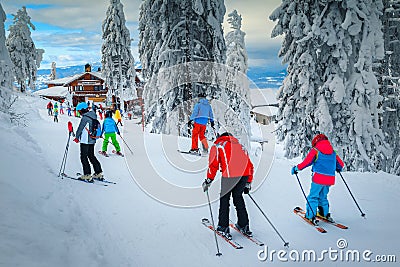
[201,218,209,223]
[294,207,302,212]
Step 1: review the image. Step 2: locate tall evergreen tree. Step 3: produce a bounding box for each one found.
[378,0,400,174]
[102,0,137,111]
[139,0,226,135]
[270,0,391,171]
[6,6,41,92]
[223,9,251,140]
[0,3,13,89]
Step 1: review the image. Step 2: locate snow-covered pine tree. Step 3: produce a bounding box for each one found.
[0,3,13,89]
[270,0,391,171]
[50,62,56,80]
[6,6,42,92]
[139,0,226,135]
[378,0,400,174]
[223,9,251,140]
[269,1,320,158]
[101,0,137,111]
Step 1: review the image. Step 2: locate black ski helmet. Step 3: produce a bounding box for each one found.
[105,110,112,118]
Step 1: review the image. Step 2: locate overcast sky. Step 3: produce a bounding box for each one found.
[2,0,284,70]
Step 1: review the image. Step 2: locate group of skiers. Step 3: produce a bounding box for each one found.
[187,93,344,240]
[65,93,345,240]
[47,101,73,122]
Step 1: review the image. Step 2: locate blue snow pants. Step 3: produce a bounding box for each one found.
[306,182,330,219]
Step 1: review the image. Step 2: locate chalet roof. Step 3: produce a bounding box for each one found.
[45,75,80,85]
[62,71,105,86]
[252,106,278,117]
[33,86,69,98]
[250,89,279,116]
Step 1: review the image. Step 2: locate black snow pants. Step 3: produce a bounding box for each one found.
[80,143,102,175]
[218,176,249,228]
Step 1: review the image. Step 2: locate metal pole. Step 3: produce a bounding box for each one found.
[295,173,316,219]
[338,172,366,217]
[206,190,222,256]
[248,194,289,247]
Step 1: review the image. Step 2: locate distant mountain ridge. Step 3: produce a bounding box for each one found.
[35,63,285,91]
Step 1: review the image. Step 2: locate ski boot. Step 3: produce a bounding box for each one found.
[92,172,104,181]
[216,226,232,240]
[79,174,93,183]
[188,148,201,155]
[235,224,253,237]
[317,212,335,223]
[305,216,319,225]
[115,151,124,156]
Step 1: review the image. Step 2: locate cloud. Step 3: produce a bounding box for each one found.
[3,0,142,31]
[3,0,284,69]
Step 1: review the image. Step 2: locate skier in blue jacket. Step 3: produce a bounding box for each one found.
[188,93,214,154]
[100,110,122,156]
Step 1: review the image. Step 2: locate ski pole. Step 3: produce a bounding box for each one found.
[248,194,289,247]
[58,121,74,177]
[338,172,366,217]
[118,134,134,155]
[295,173,316,219]
[206,190,222,256]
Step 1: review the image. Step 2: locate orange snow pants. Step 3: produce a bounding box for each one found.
[191,123,208,150]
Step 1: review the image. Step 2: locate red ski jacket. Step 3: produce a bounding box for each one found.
[297,140,344,186]
[207,135,254,183]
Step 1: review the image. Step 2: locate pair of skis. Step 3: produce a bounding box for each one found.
[293,207,348,233]
[60,173,116,186]
[98,150,124,157]
[201,218,264,249]
[177,150,207,157]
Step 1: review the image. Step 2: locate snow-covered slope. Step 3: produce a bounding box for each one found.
[0,93,398,266]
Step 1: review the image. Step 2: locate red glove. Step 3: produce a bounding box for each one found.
[73,138,79,143]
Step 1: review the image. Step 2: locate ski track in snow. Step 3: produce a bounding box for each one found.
[0,93,399,266]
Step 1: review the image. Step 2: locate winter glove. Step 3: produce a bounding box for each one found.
[210,121,215,127]
[243,182,251,194]
[188,120,193,127]
[202,178,213,192]
[291,166,299,175]
[73,138,79,143]
[336,166,342,173]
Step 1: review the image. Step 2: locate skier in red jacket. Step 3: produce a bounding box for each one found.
[202,132,254,240]
[291,134,344,223]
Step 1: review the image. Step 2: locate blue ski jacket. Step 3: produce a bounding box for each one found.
[102,117,120,135]
[190,98,214,125]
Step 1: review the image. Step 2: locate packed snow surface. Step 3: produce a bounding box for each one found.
[0,93,398,266]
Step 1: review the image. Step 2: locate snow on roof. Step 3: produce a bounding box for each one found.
[250,88,278,107]
[62,71,105,86]
[45,75,78,85]
[33,86,68,98]
[252,106,278,116]
[249,88,279,116]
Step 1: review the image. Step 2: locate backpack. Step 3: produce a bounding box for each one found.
[88,118,102,139]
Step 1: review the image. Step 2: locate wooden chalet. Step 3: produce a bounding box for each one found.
[41,63,145,110]
[64,64,107,106]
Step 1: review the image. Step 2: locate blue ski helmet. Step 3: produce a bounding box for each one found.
[76,102,88,111]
